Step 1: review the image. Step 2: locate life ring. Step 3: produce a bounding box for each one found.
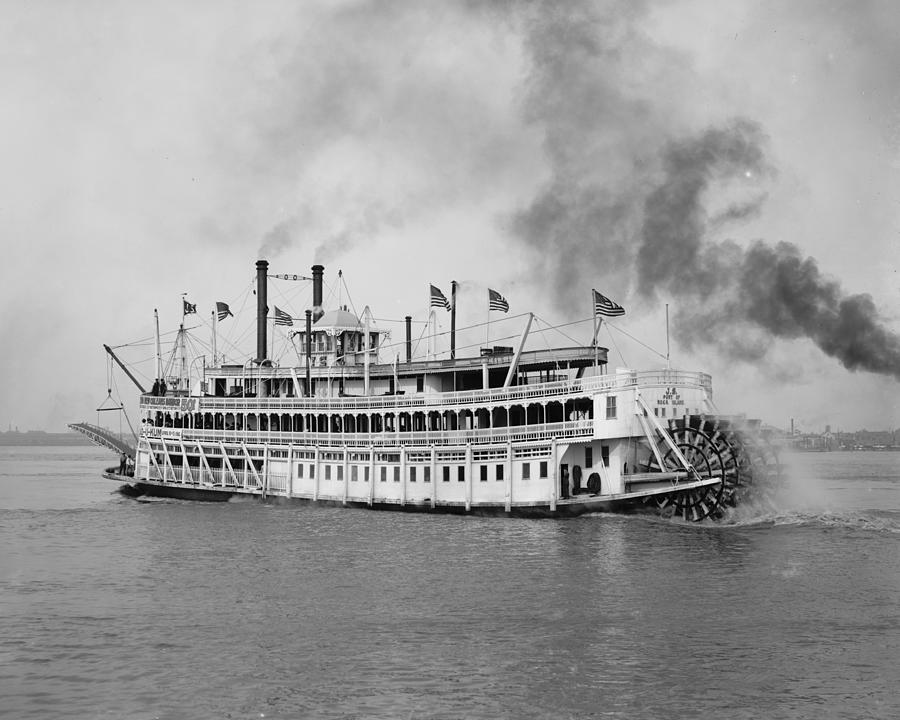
[587,472,602,494]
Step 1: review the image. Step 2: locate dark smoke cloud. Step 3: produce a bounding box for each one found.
[635,119,773,296]
[636,124,900,381]
[510,0,682,312]
[510,1,900,382]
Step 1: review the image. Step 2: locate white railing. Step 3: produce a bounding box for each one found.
[141,369,711,414]
[146,419,594,448]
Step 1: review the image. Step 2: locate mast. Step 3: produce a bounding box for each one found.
[154,308,163,381]
[428,309,436,360]
[450,280,458,360]
[666,303,671,370]
[363,307,371,396]
[211,309,217,368]
[179,323,186,391]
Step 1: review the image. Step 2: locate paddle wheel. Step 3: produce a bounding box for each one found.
[640,414,781,521]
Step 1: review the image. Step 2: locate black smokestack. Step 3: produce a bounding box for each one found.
[256,259,268,363]
[311,264,324,322]
[635,121,900,381]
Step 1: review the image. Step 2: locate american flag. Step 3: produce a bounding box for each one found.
[592,289,625,317]
[430,284,450,310]
[488,288,509,313]
[215,301,233,321]
[273,306,293,326]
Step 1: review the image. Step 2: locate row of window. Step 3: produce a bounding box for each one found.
[296,461,551,482]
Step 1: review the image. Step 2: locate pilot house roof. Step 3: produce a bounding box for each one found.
[312,308,382,334]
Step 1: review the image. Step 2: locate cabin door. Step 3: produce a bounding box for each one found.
[560,463,569,499]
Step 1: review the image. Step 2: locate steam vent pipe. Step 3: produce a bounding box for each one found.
[256,259,268,363]
[312,264,324,322]
[405,315,412,363]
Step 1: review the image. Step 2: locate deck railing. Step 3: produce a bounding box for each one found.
[140,369,712,414]
[145,418,594,448]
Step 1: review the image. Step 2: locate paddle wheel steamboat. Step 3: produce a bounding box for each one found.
[72,260,779,521]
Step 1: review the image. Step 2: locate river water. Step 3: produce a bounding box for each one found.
[1,445,898,719]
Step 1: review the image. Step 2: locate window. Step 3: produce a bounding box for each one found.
[480,465,488,482]
[585,447,593,468]
[410,467,417,482]
[660,407,666,417]
[496,465,504,481]
[424,467,431,483]
[380,466,387,482]
[393,466,400,482]
[416,375,424,392]
[654,407,659,417]
[539,461,548,478]
[325,465,331,480]
[458,466,465,482]
[606,395,617,419]
[522,462,531,480]
[601,445,610,467]
[351,466,358,482]
[309,464,315,479]
[297,463,304,479]
[364,466,370,482]
[443,466,450,482]
[337,465,343,481]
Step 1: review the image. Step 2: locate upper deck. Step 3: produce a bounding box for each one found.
[141,368,713,414]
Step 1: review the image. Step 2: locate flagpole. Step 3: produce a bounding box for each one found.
[429,309,436,360]
[666,303,670,370]
[154,308,162,382]
[450,281,457,360]
[211,310,217,368]
[486,289,491,351]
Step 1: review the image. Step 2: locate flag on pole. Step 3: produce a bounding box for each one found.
[183,299,197,315]
[215,302,233,321]
[430,284,450,310]
[592,289,625,317]
[488,288,509,313]
[273,306,293,326]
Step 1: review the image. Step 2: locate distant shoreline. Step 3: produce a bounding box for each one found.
[0,432,92,447]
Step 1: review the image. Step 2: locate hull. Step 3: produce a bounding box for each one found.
[105,469,720,518]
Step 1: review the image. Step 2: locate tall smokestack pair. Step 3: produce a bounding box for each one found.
[255,261,326,363]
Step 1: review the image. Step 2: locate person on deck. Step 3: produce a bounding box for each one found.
[119,452,127,475]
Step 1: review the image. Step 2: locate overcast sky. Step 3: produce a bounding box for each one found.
[1,0,898,434]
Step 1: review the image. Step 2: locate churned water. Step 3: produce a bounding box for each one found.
[1,446,899,719]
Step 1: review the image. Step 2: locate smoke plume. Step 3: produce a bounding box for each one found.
[510,1,900,381]
[634,122,900,380]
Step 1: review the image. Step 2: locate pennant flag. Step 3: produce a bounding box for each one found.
[215,302,233,321]
[273,306,293,326]
[592,289,625,317]
[488,288,509,313]
[430,284,450,311]
[183,299,197,315]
